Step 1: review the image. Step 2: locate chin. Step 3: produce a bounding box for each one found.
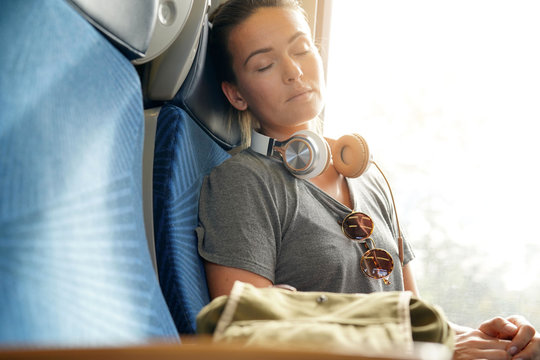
[292,100,324,121]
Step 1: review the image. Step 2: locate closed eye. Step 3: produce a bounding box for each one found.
[292,41,313,56]
[257,63,274,72]
[295,49,311,56]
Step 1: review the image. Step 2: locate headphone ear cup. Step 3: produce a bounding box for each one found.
[284,130,330,179]
[332,134,371,178]
[309,134,331,178]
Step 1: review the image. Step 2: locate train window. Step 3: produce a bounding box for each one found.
[324,0,540,328]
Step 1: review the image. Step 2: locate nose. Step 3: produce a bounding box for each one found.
[283,56,303,83]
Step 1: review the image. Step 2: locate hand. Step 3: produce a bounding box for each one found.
[453,326,512,360]
[480,316,540,360]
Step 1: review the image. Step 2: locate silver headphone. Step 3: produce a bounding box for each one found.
[250,129,372,179]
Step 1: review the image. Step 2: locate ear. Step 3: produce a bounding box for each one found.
[221,81,248,111]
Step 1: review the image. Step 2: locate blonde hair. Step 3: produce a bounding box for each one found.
[232,108,259,148]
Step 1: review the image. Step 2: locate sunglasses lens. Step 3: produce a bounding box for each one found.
[343,212,374,240]
[360,249,394,279]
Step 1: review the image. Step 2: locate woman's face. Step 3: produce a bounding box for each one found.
[223,7,326,139]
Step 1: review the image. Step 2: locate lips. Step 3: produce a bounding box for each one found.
[286,88,313,102]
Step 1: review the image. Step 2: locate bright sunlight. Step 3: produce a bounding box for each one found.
[324,0,540,328]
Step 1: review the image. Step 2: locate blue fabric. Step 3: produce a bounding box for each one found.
[153,104,230,334]
[0,0,178,346]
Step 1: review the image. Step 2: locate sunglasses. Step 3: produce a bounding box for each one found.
[340,211,394,285]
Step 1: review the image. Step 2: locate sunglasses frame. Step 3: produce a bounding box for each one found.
[340,211,395,284]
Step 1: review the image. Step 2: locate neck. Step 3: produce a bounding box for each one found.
[309,161,353,209]
[259,119,319,141]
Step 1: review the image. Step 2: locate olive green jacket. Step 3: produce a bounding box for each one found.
[197,281,454,357]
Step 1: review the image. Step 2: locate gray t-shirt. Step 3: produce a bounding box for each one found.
[197,148,414,293]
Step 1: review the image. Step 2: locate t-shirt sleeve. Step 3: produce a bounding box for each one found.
[401,232,415,266]
[197,158,281,283]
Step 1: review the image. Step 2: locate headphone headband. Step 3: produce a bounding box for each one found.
[250,129,372,180]
[250,130,275,157]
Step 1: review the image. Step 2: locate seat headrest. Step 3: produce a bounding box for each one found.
[68,0,195,62]
[172,20,241,150]
[133,0,201,65]
[141,0,209,102]
[137,0,241,149]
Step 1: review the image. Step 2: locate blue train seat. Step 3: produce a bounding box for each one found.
[0,0,179,346]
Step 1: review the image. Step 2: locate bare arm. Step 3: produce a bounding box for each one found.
[207,259,419,299]
[204,261,273,299]
[402,262,420,297]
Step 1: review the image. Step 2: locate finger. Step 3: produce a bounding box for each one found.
[479,317,519,339]
[511,339,540,360]
[455,330,511,350]
[507,315,533,328]
[507,326,536,357]
[479,349,513,360]
[454,348,511,360]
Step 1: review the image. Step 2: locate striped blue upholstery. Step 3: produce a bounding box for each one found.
[0,0,178,346]
[153,104,230,334]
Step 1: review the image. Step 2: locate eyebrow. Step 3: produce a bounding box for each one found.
[243,31,307,67]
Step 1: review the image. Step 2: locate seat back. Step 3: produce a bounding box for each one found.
[0,0,178,346]
[153,105,230,334]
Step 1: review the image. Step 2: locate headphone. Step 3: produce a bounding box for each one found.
[250,129,372,180]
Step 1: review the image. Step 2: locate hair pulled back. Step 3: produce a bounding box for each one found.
[209,0,307,148]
